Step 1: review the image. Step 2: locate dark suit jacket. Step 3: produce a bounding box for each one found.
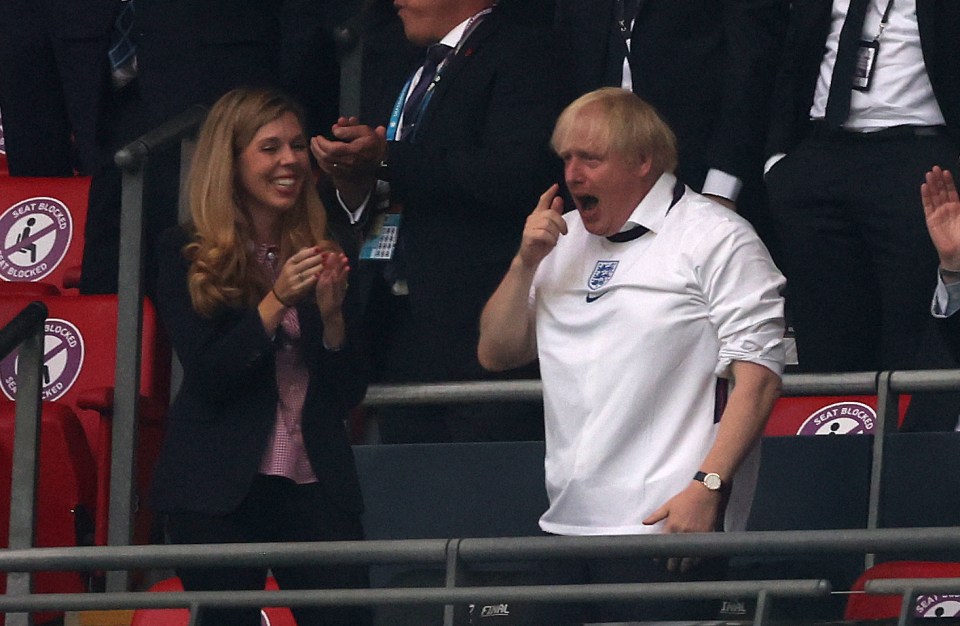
[362,7,563,382]
[766,0,960,156]
[135,0,342,135]
[554,0,788,190]
[0,0,118,175]
[149,227,367,516]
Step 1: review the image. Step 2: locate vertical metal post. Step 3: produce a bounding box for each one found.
[865,370,897,570]
[6,307,47,626]
[106,164,146,592]
[752,589,771,626]
[443,539,464,626]
[897,588,916,626]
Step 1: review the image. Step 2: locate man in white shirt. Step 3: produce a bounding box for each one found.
[478,87,786,621]
[764,0,960,376]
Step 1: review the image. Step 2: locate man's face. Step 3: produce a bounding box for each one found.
[557,113,652,237]
[394,0,466,46]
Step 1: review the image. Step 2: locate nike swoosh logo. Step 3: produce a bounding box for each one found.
[585,291,610,303]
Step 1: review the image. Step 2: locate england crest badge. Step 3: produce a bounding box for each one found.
[587,260,618,294]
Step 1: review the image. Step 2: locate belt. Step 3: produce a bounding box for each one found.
[806,120,948,141]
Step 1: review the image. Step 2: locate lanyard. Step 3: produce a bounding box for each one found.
[872,0,896,43]
[386,7,494,141]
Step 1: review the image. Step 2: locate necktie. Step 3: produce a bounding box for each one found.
[109,0,138,89]
[824,0,870,129]
[400,43,453,139]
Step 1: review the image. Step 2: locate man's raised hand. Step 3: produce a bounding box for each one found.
[517,184,567,268]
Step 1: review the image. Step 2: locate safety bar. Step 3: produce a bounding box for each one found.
[1,301,48,626]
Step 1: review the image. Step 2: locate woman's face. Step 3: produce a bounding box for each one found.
[236,111,310,224]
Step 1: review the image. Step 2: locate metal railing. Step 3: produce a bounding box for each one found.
[0,301,48,626]
[4,527,960,624]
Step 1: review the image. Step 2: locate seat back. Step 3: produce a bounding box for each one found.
[0,294,171,425]
[130,576,297,626]
[0,176,91,293]
[845,561,960,620]
[0,402,97,624]
[0,294,172,546]
[764,394,910,436]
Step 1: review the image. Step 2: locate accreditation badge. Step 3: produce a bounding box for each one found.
[853,39,879,91]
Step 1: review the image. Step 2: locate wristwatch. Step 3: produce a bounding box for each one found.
[693,471,724,492]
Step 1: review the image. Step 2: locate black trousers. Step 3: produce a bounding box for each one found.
[0,3,109,176]
[165,474,371,626]
[533,553,729,623]
[766,127,959,373]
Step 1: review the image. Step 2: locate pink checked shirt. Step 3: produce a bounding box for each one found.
[256,244,318,484]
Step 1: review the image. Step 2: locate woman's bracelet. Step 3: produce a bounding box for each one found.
[272,286,294,308]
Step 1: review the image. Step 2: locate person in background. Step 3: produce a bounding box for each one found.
[924,165,960,418]
[553,0,789,260]
[150,88,370,626]
[764,0,960,375]
[312,0,562,443]
[0,0,117,176]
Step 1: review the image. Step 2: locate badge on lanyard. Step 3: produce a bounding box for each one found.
[854,0,895,93]
[359,212,401,260]
[852,39,879,91]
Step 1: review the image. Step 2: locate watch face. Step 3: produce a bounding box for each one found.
[704,473,722,490]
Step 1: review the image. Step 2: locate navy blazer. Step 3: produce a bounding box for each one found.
[374,8,563,271]
[554,0,789,189]
[358,7,563,382]
[766,0,960,156]
[150,227,367,516]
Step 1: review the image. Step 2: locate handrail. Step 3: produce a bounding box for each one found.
[0,301,47,360]
[107,104,207,592]
[3,528,960,572]
[0,580,831,615]
[6,527,960,624]
[113,105,207,171]
[360,369,960,407]
[2,301,48,626]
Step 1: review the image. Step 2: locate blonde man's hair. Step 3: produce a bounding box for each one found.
[184,88,332,316]
[551,87,678,175]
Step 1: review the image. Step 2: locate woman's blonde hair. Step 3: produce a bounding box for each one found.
[184,88,332,316]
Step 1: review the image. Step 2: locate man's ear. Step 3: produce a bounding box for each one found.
[635,153,654,180]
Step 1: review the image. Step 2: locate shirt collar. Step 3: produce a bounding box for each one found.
[439,5,495,49]
[619,172,680,234]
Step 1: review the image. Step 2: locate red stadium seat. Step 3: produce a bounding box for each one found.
[845,561,960,620]
[0,402,97,625]
[0,176,91,294]
[0,294,171,548]
[764,394,910,437]
[131,576,298,626]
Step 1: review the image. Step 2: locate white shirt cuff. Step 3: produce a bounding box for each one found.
[932,272,960,317]
[701,169,743,203]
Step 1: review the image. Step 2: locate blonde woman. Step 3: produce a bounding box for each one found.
[150,88,370,626]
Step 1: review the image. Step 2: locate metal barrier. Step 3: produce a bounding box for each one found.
[0,301,48,626]
[4,527,960,624]
[109,105,207,592]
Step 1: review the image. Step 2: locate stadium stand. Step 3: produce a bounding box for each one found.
[0,402,96,625]
[845,561,960,621]
[0,176,92,295]
[0,294,171,551]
